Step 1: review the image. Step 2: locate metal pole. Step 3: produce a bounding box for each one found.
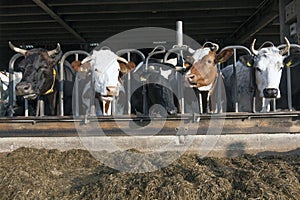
[8,53,23,117]
[286,58,292,111]
[233,48,239,112]
[176,21,184,114]
[217,63,222,113]
[127,52,131,115]
[60,50,90,116]
[24,99,28,117]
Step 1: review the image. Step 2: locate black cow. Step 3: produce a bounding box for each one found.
[277,53,300,111]
[9,41,67,116]
[129,59,179,116]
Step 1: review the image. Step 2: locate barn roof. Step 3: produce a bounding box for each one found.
[0,0,281,65]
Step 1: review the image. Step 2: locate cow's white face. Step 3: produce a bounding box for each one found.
[254,47,285,98]
[91,50,120,100]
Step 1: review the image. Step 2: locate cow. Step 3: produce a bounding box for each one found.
[129,58,180,116]
[221,38,291,112]
[9,41,64,116]
[277,52,300,111]
[71,49,136,116]
[183,42,233,113]
[128,43,233,116]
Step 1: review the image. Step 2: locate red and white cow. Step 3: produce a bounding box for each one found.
[183,42,233,113]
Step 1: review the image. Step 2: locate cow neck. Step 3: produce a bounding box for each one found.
[44,68,56,95]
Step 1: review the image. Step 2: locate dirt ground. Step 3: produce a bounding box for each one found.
[0,147,299,200]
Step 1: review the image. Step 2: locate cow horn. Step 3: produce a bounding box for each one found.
[212,43,219,52]
[47,43,61,56]
[81,55,93,64]
[279,37,290,55]
[9,41,27,55]
[117,57,128,64]
[250,39,258,55]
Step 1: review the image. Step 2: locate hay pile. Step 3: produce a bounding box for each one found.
[0,147,299,200]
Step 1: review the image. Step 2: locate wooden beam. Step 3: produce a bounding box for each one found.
[225,0,279,44]
[32,0,86,42]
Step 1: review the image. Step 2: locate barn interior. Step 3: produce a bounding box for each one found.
[1,0,298,70]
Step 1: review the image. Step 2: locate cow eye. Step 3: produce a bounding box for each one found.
[207,60,213,64]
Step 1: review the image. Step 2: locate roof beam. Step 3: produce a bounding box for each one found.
[225,0,279,44]
[32,0,86,42]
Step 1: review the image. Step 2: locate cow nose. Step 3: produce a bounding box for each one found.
[187,74,196,82]
[16,82,32,95]
[263,88,278,98]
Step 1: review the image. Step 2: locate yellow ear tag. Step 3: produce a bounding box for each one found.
[286,61,292,67]
[246,62,252,67]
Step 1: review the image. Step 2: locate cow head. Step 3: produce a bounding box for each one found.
[9,42,61,99]
[71,50,136,115]
[245,37,290,99]
[185,42,233,89]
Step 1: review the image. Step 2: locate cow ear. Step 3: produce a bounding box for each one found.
[239,55,254,67]
[215,49,233,64]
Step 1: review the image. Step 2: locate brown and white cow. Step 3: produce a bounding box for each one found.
[71,49,135,115]
[183,42,233,113]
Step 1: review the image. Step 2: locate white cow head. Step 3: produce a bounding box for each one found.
[249,37,290,99]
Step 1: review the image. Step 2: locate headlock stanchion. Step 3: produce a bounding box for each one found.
[116,49,145,115]
[60,50,90,117]
[8,53,24,117]
[143,45,166,115]
[219,46,252,113]
[277,43,300,112]
[164,45,195,114]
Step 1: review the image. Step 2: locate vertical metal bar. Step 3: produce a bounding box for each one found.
[24,99,28,117]
[39,100,44,116]
[127,52,131,115]
[198,92,203,114]
[74,75,79,117]
[8,54,23,117]
[217,63,222,113]
[59,57,64,116]
[286,50,293,111]
[176,21,184,114]
[233,48,239,113]
[176,21,183,46]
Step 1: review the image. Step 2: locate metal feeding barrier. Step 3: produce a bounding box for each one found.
[116,49,145,115]
[219,46,252,113]
[59,50,90,117]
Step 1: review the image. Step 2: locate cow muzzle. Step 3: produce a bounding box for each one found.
[106,86,119,96]
[263,88,278,98]
[15,82,35,97]
[186,74,198,87]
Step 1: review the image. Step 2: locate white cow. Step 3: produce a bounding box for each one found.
[222,38,291,112]
[72,49,135,116]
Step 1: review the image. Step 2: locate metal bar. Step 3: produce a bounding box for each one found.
[233,48,238,112]
[8,53,23,117]
[176,21,184,114]
[116,49,145,115]
[24,99,28,117]
[217,63,222,113]
[60,50,90,116]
